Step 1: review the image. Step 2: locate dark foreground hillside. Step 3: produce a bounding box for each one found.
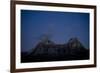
[21,38,89,63]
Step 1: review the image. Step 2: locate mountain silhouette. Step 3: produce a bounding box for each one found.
[66,37,89,59]
[21,37,89,63]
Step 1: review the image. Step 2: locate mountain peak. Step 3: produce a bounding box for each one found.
[40,38,54,45]
[67,37,84,49]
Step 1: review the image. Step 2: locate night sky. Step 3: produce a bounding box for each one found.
[21,10,89,52]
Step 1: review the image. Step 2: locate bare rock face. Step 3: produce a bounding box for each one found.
[21,37,89,63]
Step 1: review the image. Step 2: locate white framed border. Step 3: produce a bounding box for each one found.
[15,3,95,69]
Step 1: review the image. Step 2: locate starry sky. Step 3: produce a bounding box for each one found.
[21,10,89,52]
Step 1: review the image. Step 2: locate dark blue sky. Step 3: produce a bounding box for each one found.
[21,10,89,52]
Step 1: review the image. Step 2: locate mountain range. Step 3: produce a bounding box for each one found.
[21,37,89,63]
